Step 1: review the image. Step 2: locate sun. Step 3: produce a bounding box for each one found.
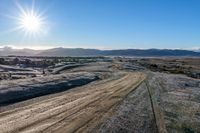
[18,7,45,35]
[20,13,41,33]
[5,0,50,37]
[4,1,48,37]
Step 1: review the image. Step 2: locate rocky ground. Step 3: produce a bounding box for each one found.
[0,59,199,133]
[0,72,98,106]
[147,72,200,133]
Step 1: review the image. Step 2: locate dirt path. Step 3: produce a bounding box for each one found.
[97,82,158,133]
[0,72,145,133]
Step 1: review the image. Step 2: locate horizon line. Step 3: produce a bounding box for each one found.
[0,45,199,51]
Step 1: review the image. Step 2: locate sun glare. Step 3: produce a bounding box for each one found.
[4,1,48,37]
[20,13,41,32]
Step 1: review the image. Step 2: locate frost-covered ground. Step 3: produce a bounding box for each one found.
[147,72,200,132]
[0,59,200,133]
[0,72,98,106]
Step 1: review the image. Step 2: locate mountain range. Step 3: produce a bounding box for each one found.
[0,46,200,57]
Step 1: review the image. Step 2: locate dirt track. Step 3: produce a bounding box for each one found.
[0,72,145,133]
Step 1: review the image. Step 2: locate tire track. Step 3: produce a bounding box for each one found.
[0,72,145,133]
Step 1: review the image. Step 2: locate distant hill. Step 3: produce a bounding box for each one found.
[193,48,200,52]
[37,48,200,57]
[1,47,200,57]
[102,49,200,56]
[0,47,41,56]
[37,48,102,56]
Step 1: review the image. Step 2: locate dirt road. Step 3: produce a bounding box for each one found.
[0,72,145,133]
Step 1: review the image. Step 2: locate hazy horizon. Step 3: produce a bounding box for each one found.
[1,45,200,51]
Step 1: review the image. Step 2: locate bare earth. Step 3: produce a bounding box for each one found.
[0,72,145,133]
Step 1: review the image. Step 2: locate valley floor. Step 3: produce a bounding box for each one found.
[0,60,200,133]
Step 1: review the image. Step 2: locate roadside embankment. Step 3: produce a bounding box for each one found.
[0,72,99,106]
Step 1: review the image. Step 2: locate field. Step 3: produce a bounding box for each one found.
[0,56,200,133]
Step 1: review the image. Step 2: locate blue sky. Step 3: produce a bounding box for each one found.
[0,0,200,49]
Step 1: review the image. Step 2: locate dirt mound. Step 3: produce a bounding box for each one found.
[0,72,98,106]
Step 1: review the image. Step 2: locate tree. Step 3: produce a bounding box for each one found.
[25,59,31,66]
[13,58,20,65]
[0,58,5,64]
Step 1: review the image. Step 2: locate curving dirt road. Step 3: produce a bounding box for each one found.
[0,72,145,133]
